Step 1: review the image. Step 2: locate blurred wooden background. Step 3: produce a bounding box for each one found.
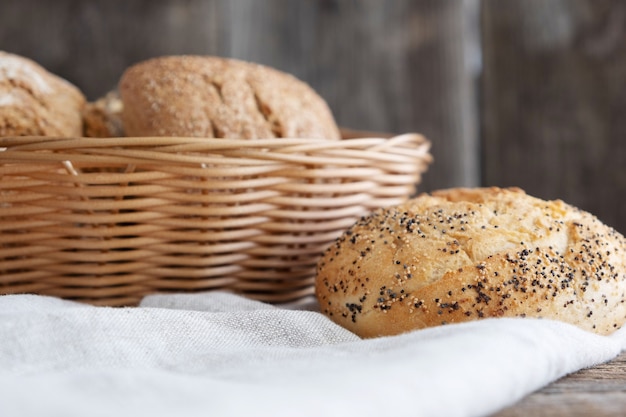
[1,0,624,232]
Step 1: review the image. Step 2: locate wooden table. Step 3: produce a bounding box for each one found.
[494,352,626,416]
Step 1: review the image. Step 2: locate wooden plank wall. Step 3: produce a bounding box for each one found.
[482,0,626,232]
[1,0,624,232]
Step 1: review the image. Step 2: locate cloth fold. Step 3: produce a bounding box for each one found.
[0,292,624,417]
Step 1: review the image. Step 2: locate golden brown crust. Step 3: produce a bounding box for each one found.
[0,51,85,137]
[118,55,341,139]
[82,91,124,137]
[315,187,626,337]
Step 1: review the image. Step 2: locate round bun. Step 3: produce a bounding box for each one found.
[0,51,85,137]
[118,55,341,139]
[83,91,124,137]
[315,187,626,337]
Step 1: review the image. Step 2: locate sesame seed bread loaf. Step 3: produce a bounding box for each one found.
[0,51,85,137]
[315,187,626,338]
[118,55,341,139]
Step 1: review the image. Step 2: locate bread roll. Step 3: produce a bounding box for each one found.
[0,51,85,137]
[315,187,626,337]
[83,91,124,137]
[119,55,341,139]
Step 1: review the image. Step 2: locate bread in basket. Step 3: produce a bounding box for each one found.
[0,53,432,306]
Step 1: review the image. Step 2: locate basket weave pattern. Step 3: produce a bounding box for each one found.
[0,134,431,306]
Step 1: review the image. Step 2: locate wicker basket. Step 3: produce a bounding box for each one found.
[0,132,432,306]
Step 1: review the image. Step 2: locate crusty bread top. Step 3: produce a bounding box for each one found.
[119,55,341,139]
[83,91,124,137]
[0,51,85,137]
[315,187,626,337]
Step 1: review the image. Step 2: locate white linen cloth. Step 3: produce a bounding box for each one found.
[0,291,625,417]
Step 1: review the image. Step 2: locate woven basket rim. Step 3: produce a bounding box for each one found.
[0,133,433,169]
[0,132,428,149]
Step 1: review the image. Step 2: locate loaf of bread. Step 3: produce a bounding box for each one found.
[82,91,124,137]
[119,55,341,139]
[0,51,85,137]
[315,187,626,337]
